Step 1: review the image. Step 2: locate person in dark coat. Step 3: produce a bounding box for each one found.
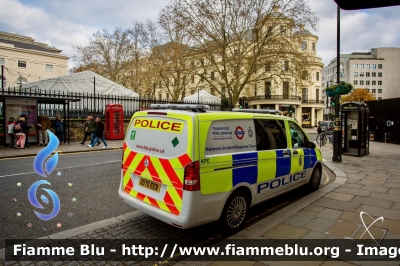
[80,116,92,145]
[54,115,65,144]
[14,117,30,149]
[88,117,108,148]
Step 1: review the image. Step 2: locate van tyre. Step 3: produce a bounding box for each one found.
[307,167,321,192]
[220,190,249,231]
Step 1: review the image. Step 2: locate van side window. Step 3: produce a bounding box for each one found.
[288,121,307,148]
[254,119,287,150]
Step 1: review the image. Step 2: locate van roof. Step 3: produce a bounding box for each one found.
[135,109,295,121]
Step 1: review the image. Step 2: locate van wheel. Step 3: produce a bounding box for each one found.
[220,190,249,231]
[307,167,321,192]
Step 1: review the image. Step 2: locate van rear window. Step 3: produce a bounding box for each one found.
[126,117,188,158]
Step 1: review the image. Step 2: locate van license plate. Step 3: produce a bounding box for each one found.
[139,178,161,192]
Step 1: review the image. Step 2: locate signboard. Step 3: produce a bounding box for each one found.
[350,120,358,130]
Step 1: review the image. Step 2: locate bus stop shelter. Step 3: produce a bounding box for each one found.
[0,94,80,146]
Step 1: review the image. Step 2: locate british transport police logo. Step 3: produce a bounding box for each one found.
[234,126,245,140]
[248,126,253,138]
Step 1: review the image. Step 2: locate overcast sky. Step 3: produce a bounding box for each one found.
[1,0,399,69]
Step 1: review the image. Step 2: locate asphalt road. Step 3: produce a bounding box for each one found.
[0,147,333,250]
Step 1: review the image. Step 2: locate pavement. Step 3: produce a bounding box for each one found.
[1,128,400,265]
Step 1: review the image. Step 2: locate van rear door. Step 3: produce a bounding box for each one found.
[122,112,194,216]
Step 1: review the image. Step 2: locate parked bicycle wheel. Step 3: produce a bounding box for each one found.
[317,134,327,146]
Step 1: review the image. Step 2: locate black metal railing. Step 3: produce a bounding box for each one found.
[1,86,221,118]
[246,95,301,101]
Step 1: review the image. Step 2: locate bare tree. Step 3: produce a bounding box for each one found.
[72,27,137,86]
[168,0,319,105]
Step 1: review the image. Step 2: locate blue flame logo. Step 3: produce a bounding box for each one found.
[33,130,59,177]
[28,180,60,220]
[29,130,61,221]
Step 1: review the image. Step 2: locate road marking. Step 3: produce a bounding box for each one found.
[0,160,120,178]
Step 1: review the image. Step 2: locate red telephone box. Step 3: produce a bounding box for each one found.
[105,104,124,140]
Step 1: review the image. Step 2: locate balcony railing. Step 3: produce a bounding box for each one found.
[302,99,325,104]
[247,95,301,101]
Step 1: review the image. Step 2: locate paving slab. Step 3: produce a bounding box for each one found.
[313,198,360,212]
[387,188,400,195]
[340,184,363,190]
[303,205,326,214]
[261,224,310,240]
[369,192,400,202]
[302,218,336,233]
[326,220,360,238]
[282,213,316,227]
[333,188,371,197]
[355,205,400,221]
[349,195,394,209]
[316,209,343,221]
[323,192,355,202]
[358,185,389,193]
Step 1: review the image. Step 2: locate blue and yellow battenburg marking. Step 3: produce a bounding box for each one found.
[200,148,320,195]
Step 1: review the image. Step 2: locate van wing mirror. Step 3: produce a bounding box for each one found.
[307,142,316,149]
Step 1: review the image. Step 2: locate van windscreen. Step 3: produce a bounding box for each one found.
[126,117,188,158]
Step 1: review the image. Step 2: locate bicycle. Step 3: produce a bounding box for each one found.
[316,131,334,147]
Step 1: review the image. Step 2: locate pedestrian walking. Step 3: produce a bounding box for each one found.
[80,116,92,145]
[7,117,16,148]
[14,117,30,149]
[20,114,31,147]
[54,115,65,144]
[37,114,51,146]
[88,115,101,146]
[88,117,108,148]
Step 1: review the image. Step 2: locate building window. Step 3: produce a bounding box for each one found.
[191,60,194,68]
[316,89,319,101]
[0,58,4,65]
[200,73,204,82]
[283,61,289,71]
[360,72,364,77]
[166,79,169,87]
[372,81,376,85]
[45,64,53,71]
[316,72,319,81]
[265,62,271,72]
[191,75,194,83]
[366,89,370,92]
[159,80,162,88]
[360,64,364,69]
[378,72,382,77]
[378,81,382,85]
[354,64,358,69]
[191,89,195,94]
[354,72,358,77]
[366,80,370,85]
[301,71,308,80]
[360,80,364,85]
[265,81,271,96]
[158,93,162,100]
[366,72,370,77]
[18,60,27,68]
[312,42,316,51]
[210,88,215,95]
[372,72,376,77]
[221,87,226,97]
[283,82,289,98]
[372,89,376,93]
[166,93,169,100]
[372,64,376,69]
[211,71,215,80]
[366,64,370,69]
[378,89,382,93]
[353,80,358,85]
[378,97,382,100]
[302,87,308,101]
[301,42,307,51]
[378,64,382,69]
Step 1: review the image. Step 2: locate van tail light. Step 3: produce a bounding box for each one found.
[183,161,200,191]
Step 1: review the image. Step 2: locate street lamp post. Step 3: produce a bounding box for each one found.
[332,5,342,162]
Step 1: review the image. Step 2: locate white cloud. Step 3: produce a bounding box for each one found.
[1,0,399,69]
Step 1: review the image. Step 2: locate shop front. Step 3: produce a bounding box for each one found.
[302,107,312,128]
